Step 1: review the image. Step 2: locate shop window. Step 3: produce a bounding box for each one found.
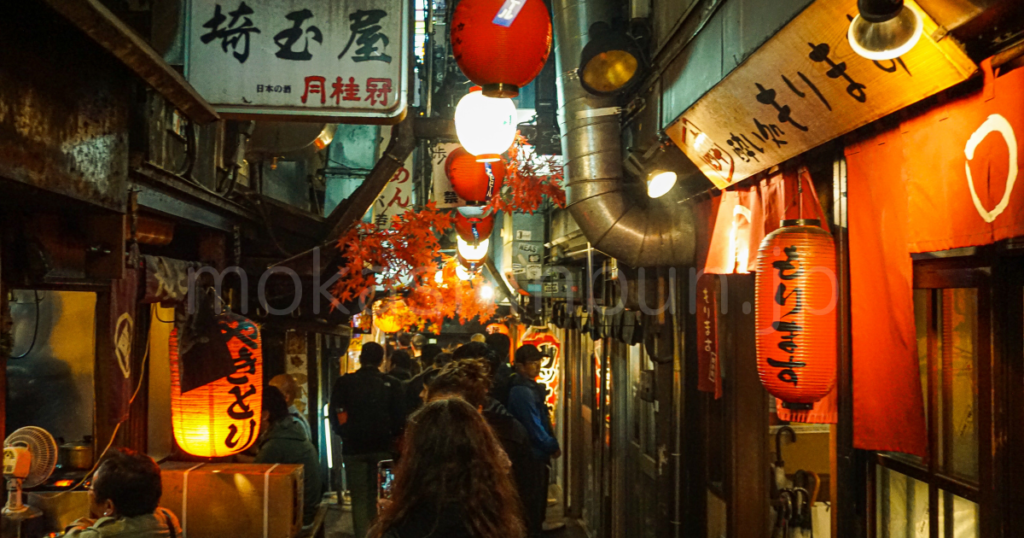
[874,260,991,538]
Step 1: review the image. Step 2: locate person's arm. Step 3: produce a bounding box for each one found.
[507,386,560,455]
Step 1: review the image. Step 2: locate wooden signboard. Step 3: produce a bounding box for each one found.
[666,0,976,189]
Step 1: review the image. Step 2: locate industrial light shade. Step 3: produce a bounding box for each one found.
[455,87,518,162]
[457,236,490,263]
[579,22,643,96]
[848,0,923,60]
[647,170,677,198]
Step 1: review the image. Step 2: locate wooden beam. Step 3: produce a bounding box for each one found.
[41,0,219,124]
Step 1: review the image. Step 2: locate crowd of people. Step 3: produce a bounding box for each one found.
[60,331,556,538]
[332,333,560,538]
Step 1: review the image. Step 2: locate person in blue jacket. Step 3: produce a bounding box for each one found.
[505,345,560,538]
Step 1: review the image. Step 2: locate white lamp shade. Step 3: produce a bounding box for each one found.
[647,170,677,198]
[455,88,517,162]
[456,264,473,281]
[848,4,922,61]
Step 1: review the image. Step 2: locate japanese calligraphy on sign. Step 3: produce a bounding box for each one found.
[429,142,469,209]
[187,0,409,121]
[665,0,975,189]
[373,152,416,229]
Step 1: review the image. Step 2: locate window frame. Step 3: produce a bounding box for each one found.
[869,256,996,538]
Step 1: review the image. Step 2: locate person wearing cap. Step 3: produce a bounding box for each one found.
[506,344,560,538]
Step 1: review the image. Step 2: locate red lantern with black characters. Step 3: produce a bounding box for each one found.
[446,146,506,204]
[451,0,553,98]
[454,212,496,243]
[754,219,837,410]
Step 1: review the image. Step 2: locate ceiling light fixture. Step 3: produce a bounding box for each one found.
[578,21,644,96]
[848,0,923,61]
[646,170,677,199]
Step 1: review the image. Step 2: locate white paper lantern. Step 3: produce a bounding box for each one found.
[455,87,517,162]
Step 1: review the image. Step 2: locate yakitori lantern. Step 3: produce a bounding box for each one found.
[451,0,552,98]
[454,87,517,162]
[754,219,837,410]
[454,212,496,243]
[170,313,262,457]
[447,147,506,203]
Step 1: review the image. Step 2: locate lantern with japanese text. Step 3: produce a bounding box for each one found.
[454,212,496,243]
[754,220,837,409]
[170,313,262,458]
[446,146,506,203]
[451,0,553,98]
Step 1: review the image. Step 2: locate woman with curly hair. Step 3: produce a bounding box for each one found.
[368,398,526,538]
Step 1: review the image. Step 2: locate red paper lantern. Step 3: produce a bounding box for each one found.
[754,220,837,410]
[451,0,553,98]
[170,313,262,457]
[446,146,506,204]
[454,212,496,243]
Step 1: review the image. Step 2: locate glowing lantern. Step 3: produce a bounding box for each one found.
[170,313,262,458]
[454,87,517,162]
[457,236,489,266]
[754,220,837,409]
[450,0,552,98]
[446,147,506,204]
[454,212,496,243]
[373,299,413,334]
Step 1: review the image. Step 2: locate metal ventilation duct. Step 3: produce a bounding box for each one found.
[553,0,695,268]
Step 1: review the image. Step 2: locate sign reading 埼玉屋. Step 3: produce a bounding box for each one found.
[186,0,409,122]
[665,0,975,189]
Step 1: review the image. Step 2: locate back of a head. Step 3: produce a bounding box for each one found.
[411,334,426,350]
[390,349,413,371]
[470,333,487,344]
[514,344,543,365]
[397,332,413,348]
[263,386,291,423]
[453,341,491,362]
[420,344,442,367]
[93,448,163,518]
[269,374,299,405]
[427,359,491,408]
[432,352,453,369]
[485,333,511,364]
[361,342,385,368]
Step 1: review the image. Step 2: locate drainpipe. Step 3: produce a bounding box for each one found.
[552,0,695,269]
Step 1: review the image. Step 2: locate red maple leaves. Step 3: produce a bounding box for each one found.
[332,202,496,333]
[485,135,566,215]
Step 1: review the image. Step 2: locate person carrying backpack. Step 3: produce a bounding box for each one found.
[330,342,405,538]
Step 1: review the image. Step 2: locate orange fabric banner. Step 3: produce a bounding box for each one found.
[900,61,1024,252]
[846,131,928,457]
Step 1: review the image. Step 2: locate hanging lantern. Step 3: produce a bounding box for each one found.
[457,236,489,264]
[454,87,517,162]
[373,299,407,334]
[754,220,837,409]
[446,146,506,203]
[454,212,496,243]
[450,0,552,98]
[170,313,262,458]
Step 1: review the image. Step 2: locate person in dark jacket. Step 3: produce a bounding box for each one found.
[404,349,451,415]
[330,342,405,538]
[388,349,414,381]
[426,359,532,504]
[367,399,525,538]
[506,345,560,538]
[485,332,514,404]
[256,386,322,525]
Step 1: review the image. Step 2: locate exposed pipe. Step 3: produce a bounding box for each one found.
[552,0,695,268]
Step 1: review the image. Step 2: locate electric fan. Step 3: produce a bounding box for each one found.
[2,426,58,520]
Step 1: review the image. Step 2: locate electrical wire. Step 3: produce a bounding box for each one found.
[52,305,155,496]
[11,291,41,359]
